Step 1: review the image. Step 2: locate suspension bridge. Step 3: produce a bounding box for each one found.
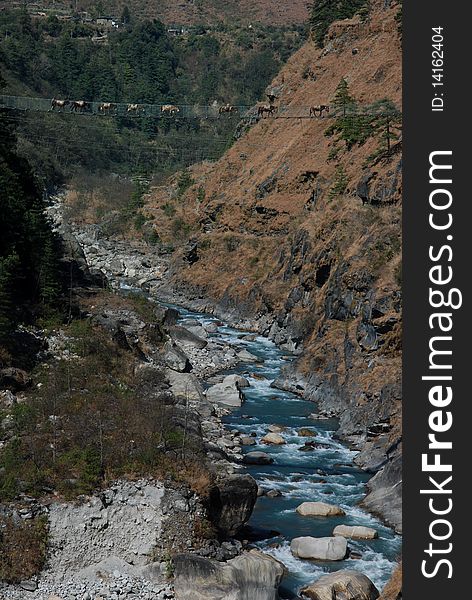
[0,95,401,120]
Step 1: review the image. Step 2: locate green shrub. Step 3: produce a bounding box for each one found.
[310,0,369,47]
[328,165,349,199]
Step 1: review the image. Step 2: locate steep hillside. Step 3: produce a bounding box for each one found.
[2,0,309,25]
[148,0,403,531]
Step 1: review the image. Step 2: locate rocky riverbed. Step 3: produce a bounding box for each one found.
[0,197,402,599]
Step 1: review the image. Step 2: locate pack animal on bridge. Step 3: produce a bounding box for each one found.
[309,104,330,118]
[219,103,238,115]
[99,102,116,113]
[50,98,69,111]
[70,100,91,113]
[127,103,142,114]
[258,104,277,118]
[161,104,180,116]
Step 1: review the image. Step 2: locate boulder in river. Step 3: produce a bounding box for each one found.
[298,428,317,437]
[240,436,257,446]
[208,474,258,536]
[268,424,286,433]
[243,451,274,465]
[262,433,286,445]
[206,375,247,408]
[296,502,345,517]
[300,569,380,600]
[333,524,378,540]
[290,536,347,561]
[173,549,285,600]
[238,349,260,362]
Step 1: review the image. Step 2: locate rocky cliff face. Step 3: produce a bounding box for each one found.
[147,0,402,532]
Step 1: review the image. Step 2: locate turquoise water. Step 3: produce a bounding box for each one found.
[167,303,402,598]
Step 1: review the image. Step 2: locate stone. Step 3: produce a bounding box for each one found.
[268,424,285,433]
[298,428,317,437]
[208,474,258,536]
[165,369,213,418]
[161,341,191,372]
[300,570,380,600]
[185,325,209,339]
[237,349,260,362]
[333,524,378,540]
[290,536,347,561]
[240,436,256,446]
[169,325,208,349]
[173,549,284,600]
[261,433,285,445]
[296,502,345,517]
[19,580,38,591]
[243,451,274,465]
[206,378,245,408]
[266,489,282,498]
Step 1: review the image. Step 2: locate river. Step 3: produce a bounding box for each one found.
[168,302,401,599]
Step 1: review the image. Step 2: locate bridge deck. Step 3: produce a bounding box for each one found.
[0,95,401,120]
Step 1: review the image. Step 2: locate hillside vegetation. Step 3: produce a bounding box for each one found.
[0,0,309,26]
[0,8,305,187]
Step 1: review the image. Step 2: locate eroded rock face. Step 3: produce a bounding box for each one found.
[290,536,347,561]
[361,453,402,534]
[47,481,165,577]
[300,570,380,600]
[173,550,284,600]
[208,474,258,536]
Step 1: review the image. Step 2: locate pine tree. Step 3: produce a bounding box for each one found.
[331,77,356,117]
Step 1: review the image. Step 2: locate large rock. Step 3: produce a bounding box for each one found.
[169,325,208,349]
[206,376,247,408]
[165,369,213,418]
[162,341,191,372]
[261,433,286,445]
[300,570,379,600]
[208,474,258,536]
[290,536,347,561]
[173,549,284,600]
[333,525,378,540]
[237,349,260,362]
[296,502,345,517]
[243,451,274,465]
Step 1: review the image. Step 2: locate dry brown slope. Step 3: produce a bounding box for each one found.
[11,0,309,25]
[150,0,403,531]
